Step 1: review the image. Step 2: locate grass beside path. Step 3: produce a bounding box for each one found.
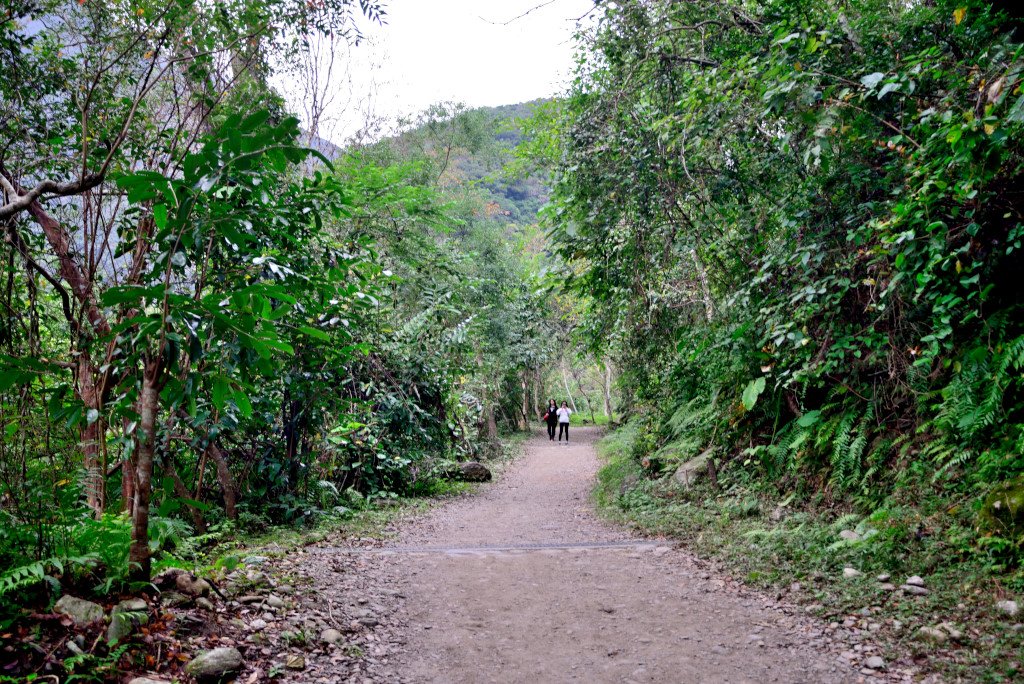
[594,425,1023,683]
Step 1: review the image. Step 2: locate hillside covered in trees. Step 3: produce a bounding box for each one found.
[2,0,1024,681]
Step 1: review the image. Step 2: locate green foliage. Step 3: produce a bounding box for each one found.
[541,0,1024,563]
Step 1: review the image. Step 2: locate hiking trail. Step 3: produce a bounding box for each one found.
[322,427,861,683]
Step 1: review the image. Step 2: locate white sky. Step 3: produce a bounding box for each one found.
[274,0,594,144]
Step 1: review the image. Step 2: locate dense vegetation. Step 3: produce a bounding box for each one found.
[538,0,1024,565]
[0,3,597,670]
[7,0,1024,678]
[527,2,1024,674]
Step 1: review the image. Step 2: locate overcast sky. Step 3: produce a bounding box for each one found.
[273,0,595,143]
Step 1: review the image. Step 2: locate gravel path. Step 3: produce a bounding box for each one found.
[374,427,860,683]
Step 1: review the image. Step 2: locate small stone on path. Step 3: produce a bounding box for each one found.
[322,628,344,644]
[842,567,862,578]
[996,599,1019,617]
[185,647,244,680]
[864,655,885,670]
[915,626,948,645]
[905,575,925,587]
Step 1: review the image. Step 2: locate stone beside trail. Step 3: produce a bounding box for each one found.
[160,427,944,683]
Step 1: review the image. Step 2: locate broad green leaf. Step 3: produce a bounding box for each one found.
[211,376,230,412]
[741,377,767,411]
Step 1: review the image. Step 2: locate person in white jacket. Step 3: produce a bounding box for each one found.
[556,401,572,443]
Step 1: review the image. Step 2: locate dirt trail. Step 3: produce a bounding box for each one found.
[373,427,856,683]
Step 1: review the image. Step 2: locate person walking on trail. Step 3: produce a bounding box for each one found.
[543,399,559,441]
[557,401,572,443]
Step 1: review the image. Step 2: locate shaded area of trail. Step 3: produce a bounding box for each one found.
[379,427,855,683]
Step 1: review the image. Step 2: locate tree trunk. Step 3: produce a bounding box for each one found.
[569,365,597,423]
[602,361,614,421]
[18,198,113,519]
[519,373,529,431]
[207,442,238,520]
[691,248,714,322]
[165,459,207,534]
[532,366,542,420]
[78,356,106,517]
[129,354,164,581]
[560,360,577,412]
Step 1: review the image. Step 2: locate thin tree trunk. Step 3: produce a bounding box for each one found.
[691,248,714,322]
[129,354,164,580]
[165,459,207,534]
[560,360,577,412]
[569,365,597,423]
[519,373,529,431]
[532,366,542,420]
[602,361,614,421]
[475,352,498,443]
[207,443,238,520]
[79,357,106,517]
[16,197,113,518]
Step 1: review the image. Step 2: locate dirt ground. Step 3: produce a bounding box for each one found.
[370,427,860,683]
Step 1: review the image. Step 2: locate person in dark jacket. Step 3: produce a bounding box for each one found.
[543,399,558,441]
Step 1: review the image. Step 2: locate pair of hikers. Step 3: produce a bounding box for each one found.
[542,399,573,442]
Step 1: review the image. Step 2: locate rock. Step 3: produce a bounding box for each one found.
[879,583,896,591]
[238,595,264,604]
[250,618,267,631]
[358,616,380,627]
[196,597,216,611]
[864,656,886,670]
[901,584,930,596]
[285,654,305,670]
[905,575,926,587]
[128,679,171,684]
[839,530,861,541]
[160,591,192,608]
[457,461,492,482]
[876,574,891,582]
[671,448,714,488]
[979,475,1024,538]
[243,555,269,566]
[118,598,148,612]
[267,595,286,609]
[54,595,104,626]
[176,573,212,597]
[996,600,1019,617]
[843,567,862,579]
[321,628,344,645]
[185,647,244,680]
[915,626,948,644]
[107,598,149,644]
[939,622,963,640]
[245,569,267,584]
